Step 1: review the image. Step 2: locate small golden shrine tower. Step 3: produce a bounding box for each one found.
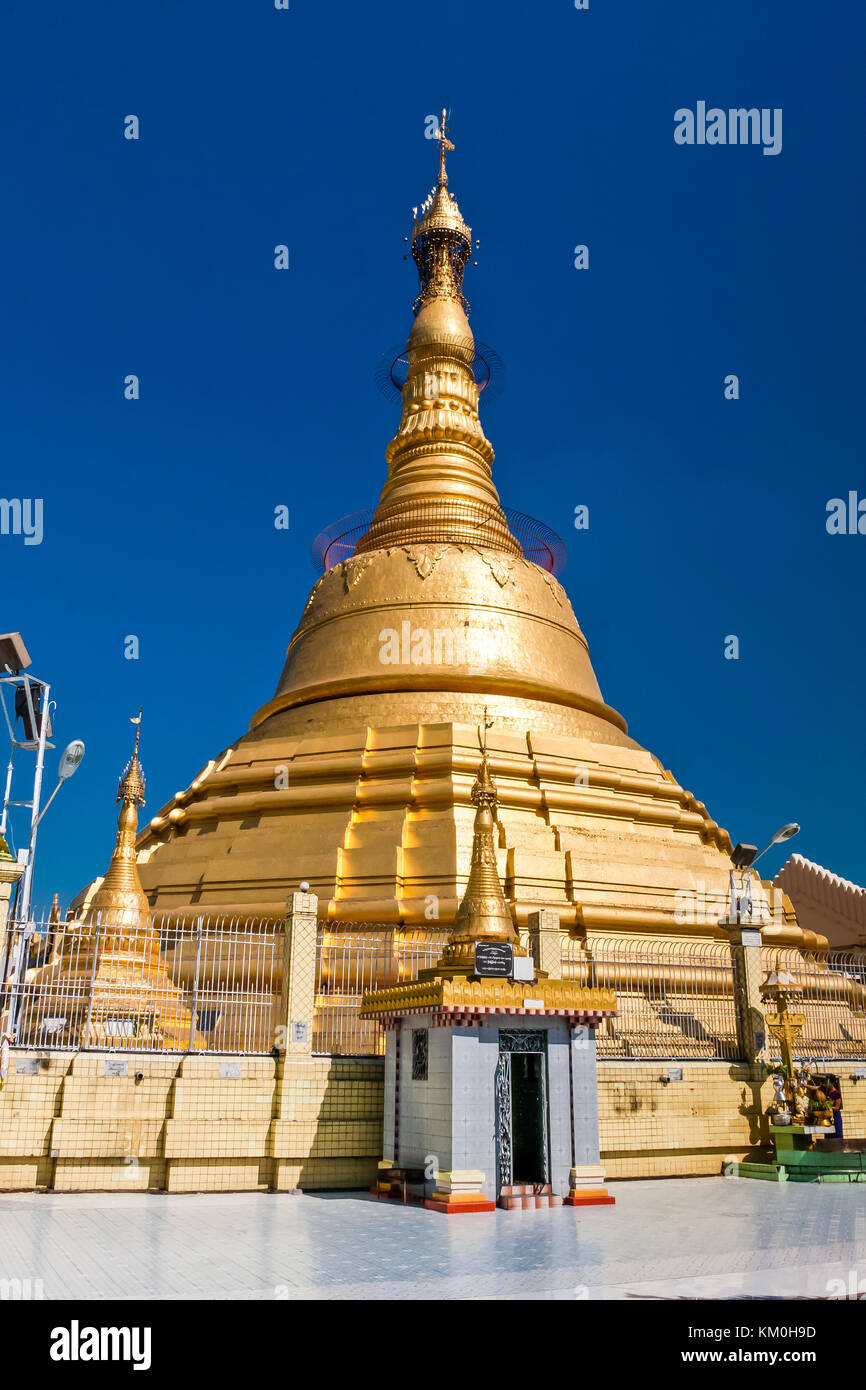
[362,717,617,1214]
[24,717,191,1050]
[424,717,523,979]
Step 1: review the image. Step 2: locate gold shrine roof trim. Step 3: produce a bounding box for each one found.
[360,975,616,1026]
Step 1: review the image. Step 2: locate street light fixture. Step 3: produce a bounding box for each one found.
[57,740,85,781]
[30,740,86,829]
[754,822,800,866]
[729,823,800,923]
[15,739,86,927]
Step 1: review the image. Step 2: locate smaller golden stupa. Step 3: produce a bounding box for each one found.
[23,716,191,1049]
[423,715,528,980]
[365,720,614,1020]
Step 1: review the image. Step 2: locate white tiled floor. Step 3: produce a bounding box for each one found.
[0,1178,864,1300]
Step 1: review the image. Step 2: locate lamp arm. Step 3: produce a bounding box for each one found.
[32,779,63,831]
[751,841,775,868]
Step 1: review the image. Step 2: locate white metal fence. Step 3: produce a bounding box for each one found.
[1,910,283,1054]
[763,948,866,1061]
[313,926,450,1055]
[6,910,865,1063]
[563,936,741,1060]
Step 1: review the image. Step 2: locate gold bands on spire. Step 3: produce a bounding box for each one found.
[87,714,149,922]
[358,113,520,558]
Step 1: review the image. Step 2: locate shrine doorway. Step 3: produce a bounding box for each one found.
[495,1030,550,1190]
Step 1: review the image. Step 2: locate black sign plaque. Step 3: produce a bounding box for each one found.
[474,942,514,978]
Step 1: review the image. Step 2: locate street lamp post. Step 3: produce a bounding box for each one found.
[723,823,801,1069]
[4,738,86,1042]
[729,823,800,923]
[1,634,85,1041]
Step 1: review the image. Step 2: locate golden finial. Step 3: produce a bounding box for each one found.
[117,709,146,807]
[436,106,454,187]
[478,705,494,755]
[406,108,471,316]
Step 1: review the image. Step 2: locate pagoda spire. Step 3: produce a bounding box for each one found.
[87,712,149,922]
[424,713,523,980]
[357,113,521,557]
[450,752,517,947]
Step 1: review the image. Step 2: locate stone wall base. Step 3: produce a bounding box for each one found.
[598,1061,866,1178]
[0,1051,383,1193]
[2,1051,863,1189]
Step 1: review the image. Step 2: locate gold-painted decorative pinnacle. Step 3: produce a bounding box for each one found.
[87,713,150,922]
[117,709,146,807]
[410,109,472,316]
[425,743,519,979]
[436,107,454,187]
[470,753,497,815]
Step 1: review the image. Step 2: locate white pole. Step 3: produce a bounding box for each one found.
[17,682,51,926]
[0,684,17,839]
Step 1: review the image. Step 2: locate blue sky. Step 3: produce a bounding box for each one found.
[3,0,864,908]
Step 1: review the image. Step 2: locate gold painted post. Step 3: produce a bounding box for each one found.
[760,961,808,1122]
[722,919,768,1066]
[765,1000,807,1111]
[528,908,562,980]
[281,889,318,1058]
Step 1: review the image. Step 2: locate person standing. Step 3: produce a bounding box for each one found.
[826,1074,844,1140]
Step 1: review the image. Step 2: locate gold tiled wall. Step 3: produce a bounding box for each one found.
[2,1052,863,1188]
[52,1053,177,1191]
[0,1052,65,1190]
[0,1052,383,1192]
[598,1061,866,1177]
[272,1058,384,1191]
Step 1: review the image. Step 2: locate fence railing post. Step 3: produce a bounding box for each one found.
[722,917,768,1065]
[280,889,318,1058]
[83,919,102,1049]
[187,916,203,1052]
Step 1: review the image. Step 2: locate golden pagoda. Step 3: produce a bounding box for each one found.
[113,114,817,958]
[28,717,192,1049]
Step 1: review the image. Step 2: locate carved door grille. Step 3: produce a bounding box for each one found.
[496,1029,550,1190]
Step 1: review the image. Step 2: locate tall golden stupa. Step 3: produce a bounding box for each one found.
[130,116,817,953]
